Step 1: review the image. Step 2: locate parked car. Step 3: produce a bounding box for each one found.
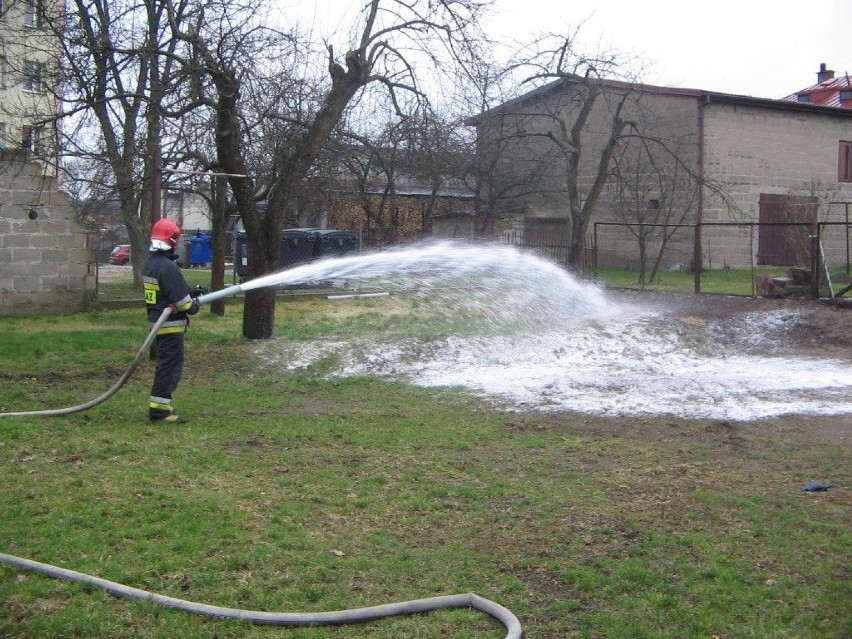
[108,244,131,265]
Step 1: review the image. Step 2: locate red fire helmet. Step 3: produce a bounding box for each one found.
[150,218,182,251]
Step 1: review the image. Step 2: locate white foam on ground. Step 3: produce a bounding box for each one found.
[258,307,852,421]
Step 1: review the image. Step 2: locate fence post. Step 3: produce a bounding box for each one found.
[809,228,819,299]
[749,223,755,297]
[693,221,701,293]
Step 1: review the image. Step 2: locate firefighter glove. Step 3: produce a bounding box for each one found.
[192,284,211,298]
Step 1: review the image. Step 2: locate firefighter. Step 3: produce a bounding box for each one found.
[143,218,200,423]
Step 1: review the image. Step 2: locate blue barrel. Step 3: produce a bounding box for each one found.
[188,233,212,267]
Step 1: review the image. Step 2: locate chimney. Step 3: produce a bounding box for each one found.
[817,62,835,84]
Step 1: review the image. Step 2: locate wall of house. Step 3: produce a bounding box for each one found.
[592,91,701,270]
[0,0,61,174]
[701,102,852,268]
[0,150,93,315]
[476,85,703,270]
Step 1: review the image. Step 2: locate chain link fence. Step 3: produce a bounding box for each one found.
[493,215,852,298]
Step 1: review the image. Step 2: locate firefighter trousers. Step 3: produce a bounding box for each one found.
[148,332,185,420]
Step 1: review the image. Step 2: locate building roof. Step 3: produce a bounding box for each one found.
[466,73,852,126]
[782,67,852,110]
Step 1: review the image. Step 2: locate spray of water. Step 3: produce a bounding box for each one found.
[243,240,617,330]
[249,240,852,421]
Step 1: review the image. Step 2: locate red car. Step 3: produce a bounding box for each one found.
[108,244,131,265]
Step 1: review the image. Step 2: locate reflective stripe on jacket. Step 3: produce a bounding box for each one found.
[142,252,197,334]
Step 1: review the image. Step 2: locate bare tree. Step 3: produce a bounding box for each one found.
[176,0,490,338]
[515,36,641,266]
[58,0,196,287]
[609,135,698,284]
[458,56,557,236]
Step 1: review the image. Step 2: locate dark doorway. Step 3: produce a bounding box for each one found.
[757,194,817,266]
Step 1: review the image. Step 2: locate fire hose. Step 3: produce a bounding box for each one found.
[0,283,524,637]
[0,285,243,419]
[0,553,522,637]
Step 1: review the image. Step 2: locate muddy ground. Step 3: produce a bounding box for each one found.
[538,290,852,449]
[614,289,852,354]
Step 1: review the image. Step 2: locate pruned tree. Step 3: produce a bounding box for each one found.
[57,0,198,287]
[175,0,490,338]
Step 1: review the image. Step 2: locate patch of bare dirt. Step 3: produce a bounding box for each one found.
[612,289,852,355]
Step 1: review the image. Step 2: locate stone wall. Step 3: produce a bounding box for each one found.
[0,150,93,315]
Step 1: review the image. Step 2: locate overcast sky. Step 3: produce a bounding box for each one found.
[486,0,851,99]
[287,0,850,100]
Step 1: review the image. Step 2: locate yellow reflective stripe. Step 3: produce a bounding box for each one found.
[143,281,159,305]
[157,324,187,335]
[149,400,172,410]
[175,294,193,312]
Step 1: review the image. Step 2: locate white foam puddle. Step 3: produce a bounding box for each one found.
[259,307,852,421]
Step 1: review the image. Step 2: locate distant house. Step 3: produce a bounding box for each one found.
[466,73,852,271]
[783,63,852,110]
[282,144,475,246]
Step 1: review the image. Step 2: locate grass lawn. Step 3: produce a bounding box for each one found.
[593,266,779,296]
[0,281,849,638]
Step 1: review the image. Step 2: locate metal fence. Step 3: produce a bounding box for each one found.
[363,216,852,299]
[583,220,852,298]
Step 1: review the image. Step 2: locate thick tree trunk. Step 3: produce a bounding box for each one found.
[242,288,276,339]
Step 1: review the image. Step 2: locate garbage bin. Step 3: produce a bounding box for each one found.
[316,230,358,259]
[187,233,212,267]
[234,231,249,282]
[280,228,322,268]
[236,228,359,284]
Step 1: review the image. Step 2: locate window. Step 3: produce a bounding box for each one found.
[22,60,44,92]
[0,56,7,89]
[797,94,810,103]
[24,0,43,28]
[840,90,852,102]
[0,123,7,150]
[840,141,852,183]
[22,125,45,156]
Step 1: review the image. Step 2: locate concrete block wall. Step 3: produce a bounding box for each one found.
[0,150,94,315]
[702,103,852,268]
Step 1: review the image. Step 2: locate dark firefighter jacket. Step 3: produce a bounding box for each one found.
[143,252,199,334]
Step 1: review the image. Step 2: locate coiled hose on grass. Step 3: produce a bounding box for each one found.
[0,553,522,637]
